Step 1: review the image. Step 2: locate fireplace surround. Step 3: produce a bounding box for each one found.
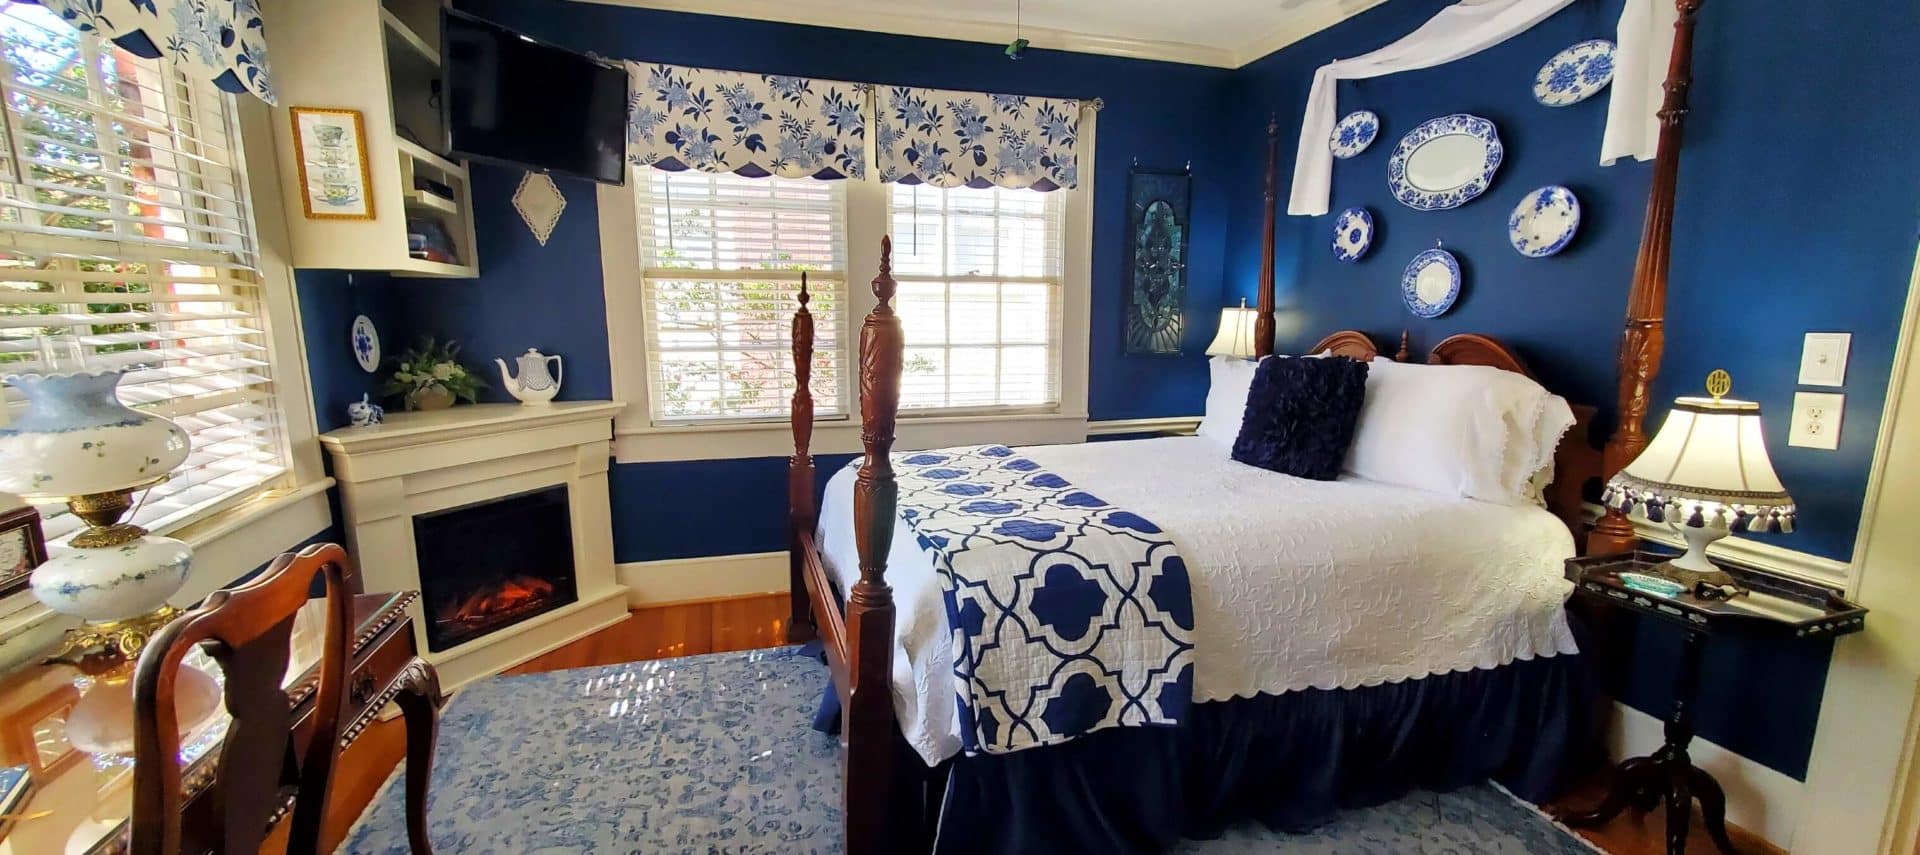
[320,401,628,689]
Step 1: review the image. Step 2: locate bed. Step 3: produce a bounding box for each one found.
[781,86,1724,847]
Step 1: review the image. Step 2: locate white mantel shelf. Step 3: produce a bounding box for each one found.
[320,399,628,690]
[320,401,626,454]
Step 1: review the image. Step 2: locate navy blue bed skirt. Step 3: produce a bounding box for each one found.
[815,652,1596,854]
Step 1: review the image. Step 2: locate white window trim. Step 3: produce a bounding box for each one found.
[0,90,336,649]
[601,112,1095,464]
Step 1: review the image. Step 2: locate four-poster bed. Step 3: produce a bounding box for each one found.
[784,1,1708,845]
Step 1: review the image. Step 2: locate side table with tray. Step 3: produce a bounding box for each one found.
[1557,550,1866,855]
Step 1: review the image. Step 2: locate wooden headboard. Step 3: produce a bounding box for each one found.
[1308,329,1603,548]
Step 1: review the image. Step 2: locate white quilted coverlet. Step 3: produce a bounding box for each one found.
[819,436,1580,766]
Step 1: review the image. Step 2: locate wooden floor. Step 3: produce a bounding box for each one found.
[311,592,1781,855]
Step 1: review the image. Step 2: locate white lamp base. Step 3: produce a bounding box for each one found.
[1663,521,1739,588]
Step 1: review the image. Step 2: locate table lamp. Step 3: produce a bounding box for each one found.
[1205,298,1259,359]
[1601,370,1795,589]
[0,337,192,663]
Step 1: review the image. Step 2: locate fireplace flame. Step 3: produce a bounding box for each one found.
[441,575,558,627]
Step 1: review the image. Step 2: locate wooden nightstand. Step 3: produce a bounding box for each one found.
[1557,551,1866,855]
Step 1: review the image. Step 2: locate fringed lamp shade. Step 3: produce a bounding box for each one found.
[1601,396,1795,578]
[1205,301,1259,359]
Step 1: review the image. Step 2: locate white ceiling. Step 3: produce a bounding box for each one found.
[579,0,1391,68]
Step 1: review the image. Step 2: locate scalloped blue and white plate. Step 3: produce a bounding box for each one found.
[351,314,380,373]
[1387,114,1504,211]
[1329,111,1380,159]
[1534,40,1616,107]
[1331,207,1374,262]
[1402,248,1461,318]
[1508,186,1581,257]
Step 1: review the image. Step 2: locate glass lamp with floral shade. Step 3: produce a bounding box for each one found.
[0,336,194,664]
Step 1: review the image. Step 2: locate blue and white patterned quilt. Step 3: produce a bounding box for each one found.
[891,445,1195,755]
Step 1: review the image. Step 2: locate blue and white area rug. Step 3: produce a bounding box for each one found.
[344,647,1601,854]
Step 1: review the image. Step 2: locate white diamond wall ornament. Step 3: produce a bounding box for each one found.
[512,171,567,246]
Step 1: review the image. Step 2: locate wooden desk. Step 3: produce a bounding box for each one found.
[0,592,438,854]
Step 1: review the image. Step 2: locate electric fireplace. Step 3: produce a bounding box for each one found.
[412,485,578,652]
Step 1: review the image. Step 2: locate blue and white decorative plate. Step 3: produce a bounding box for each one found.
[1401,248,1462,318]
[1331,207,1374,262]
[1387,114,1504,211]
[1508,186,1582,257]
[351,314,380,374]
[1534,40,1617,107]
[1329,110,1380,159]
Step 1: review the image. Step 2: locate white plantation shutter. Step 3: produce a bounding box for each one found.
[888,184,1064,413]
[635,170,846,424]
[0,4,287,541]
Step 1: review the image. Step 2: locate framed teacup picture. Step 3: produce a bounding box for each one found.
[290,107,375,220]
[0,506,47,600]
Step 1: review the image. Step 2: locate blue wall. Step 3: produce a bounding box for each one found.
[1223,0,1919,779]
[1224,0,1916,564]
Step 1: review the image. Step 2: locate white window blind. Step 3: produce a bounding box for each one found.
[636,169,845,424]
[0,3,287,541]
[888,183,1063,413]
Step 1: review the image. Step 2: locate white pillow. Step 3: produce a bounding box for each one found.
[1197,355,1262,447]
[1344,359,1569,505]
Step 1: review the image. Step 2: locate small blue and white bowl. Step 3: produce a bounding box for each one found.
[1507,185,1581,258]
[1331,207,1374,263]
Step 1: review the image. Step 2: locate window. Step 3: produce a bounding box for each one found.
[0,4,287,540]
[889,184,1064,413]
[635,170,845,424]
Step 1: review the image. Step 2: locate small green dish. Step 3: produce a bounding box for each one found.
[1619,572,1685,599]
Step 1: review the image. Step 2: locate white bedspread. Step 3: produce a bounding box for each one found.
[818,436,1580,766]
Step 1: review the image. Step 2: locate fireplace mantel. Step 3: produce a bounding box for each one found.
[320,401,628,690]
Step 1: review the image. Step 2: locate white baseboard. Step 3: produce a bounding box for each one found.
[616,551,789,607]
[1086,416,1201,436]
[1608,701,1803,849]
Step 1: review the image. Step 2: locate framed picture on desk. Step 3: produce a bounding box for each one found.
[0,507,46,600]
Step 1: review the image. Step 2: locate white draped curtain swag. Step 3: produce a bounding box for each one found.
[623,61,1087,191]
[35,0,276,104]
[625,62,869,179]
[1289,0,1575,216]
[1602,0,1677,166]
[874,85,1084,191]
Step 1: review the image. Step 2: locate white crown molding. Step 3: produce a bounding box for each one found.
[575,0,1241,68]
[1227,0,1392,67]
[1581,502,1851,590]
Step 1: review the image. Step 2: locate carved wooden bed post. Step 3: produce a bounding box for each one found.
[846,237,904,854]
[1592,0,1705,556]
[788,273,817,643]
[1254,115,1279,359]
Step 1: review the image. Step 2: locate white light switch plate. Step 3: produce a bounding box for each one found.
[1789,392,1845,450]
[1798,332,1851,387]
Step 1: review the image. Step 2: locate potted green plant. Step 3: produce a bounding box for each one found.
[384,337,485,411]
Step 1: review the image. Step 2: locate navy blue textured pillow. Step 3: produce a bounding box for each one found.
[1230,356,1369,480]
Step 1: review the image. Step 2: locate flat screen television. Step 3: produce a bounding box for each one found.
[442,10,628,185]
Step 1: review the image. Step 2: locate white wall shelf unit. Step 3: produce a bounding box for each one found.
[267,0,480,279]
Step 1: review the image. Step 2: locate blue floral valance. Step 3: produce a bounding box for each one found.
[36,0,275,104]
[876,86,1085,191]
[626,62,867,180]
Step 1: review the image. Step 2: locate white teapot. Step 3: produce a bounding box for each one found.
[495,348,562,406]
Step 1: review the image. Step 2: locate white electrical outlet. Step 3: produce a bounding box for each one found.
[1799,332,1851,387]
[1789,391,1845,450]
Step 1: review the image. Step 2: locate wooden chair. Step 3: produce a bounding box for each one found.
[130,543,357,855]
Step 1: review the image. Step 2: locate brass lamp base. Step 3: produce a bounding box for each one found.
[45,605,183,667]
[1659,562,1741,592]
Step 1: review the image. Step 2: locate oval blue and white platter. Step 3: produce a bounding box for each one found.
[1387,114,1504,211]
[1329,110,1380,159]
[1401,248,1461,318]
[1508,185,1582,257]
[1331,207,1374,263]
[1534,40,1617,107]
